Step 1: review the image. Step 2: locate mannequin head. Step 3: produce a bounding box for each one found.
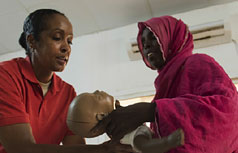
[67,90,114,137]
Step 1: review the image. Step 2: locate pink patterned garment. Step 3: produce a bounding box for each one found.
[137,16,238,153]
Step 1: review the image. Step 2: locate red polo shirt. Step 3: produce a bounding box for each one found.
[0,57,76,152]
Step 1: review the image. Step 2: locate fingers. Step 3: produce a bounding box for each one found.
[106,122,115,138]
[111,125,132,142]
[96,113,108,121]
[90,116,111,134]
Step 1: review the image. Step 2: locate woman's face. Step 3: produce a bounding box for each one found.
[32,14,73,72]
[141,28,165,70]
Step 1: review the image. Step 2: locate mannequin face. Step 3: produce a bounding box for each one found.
[67,90,114,137]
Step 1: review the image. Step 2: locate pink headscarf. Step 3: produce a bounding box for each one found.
[137,16,238,153]
[137,16,194,97]
[137,16,193,71]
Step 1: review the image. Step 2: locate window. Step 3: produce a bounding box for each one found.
[232,78,238,91]
[235,84,238,91]
[119,95,154,106]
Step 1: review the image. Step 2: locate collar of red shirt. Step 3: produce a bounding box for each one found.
[19,56,61,94]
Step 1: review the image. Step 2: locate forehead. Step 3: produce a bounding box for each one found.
[43,14,73,34]
[142,27,154,38]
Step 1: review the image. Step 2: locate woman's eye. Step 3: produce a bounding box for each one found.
[53,37,61,41]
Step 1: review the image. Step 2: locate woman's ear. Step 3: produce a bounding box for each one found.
[26,34,36,49]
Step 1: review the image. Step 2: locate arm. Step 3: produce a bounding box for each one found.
[0,123,133,153]
[151,55,238,152]
[92,102,156,141]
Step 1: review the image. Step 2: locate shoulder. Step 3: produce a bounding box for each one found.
[185,53,223,71]
[0,58,20,70]
[180,53,230,82]
[179,54,235,97]
[54,74,76,94]
[0,58,26,95]
[186,53,215,64]
[0,58,24,77]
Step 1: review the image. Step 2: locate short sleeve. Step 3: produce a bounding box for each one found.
[0,66,29,126]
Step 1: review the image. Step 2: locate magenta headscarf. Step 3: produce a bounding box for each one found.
[137,16,193,71]
[137,16,238,153]
[137,16,194,97]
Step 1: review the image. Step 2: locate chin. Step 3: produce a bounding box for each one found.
[150,63,157,70]
[53,66,65,72]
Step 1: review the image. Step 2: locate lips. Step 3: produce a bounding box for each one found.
[147,52,157,59]
[56,56,68,64]
[146,52,158,65]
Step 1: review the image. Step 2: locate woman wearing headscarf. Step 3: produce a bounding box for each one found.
[94,16,238,153]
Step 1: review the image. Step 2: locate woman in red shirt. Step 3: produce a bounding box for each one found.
[0,8,133,153]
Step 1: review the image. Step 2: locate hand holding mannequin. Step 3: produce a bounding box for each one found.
[67,90,134,153]
[68,91,184,153]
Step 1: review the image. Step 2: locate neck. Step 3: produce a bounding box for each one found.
[35,69,53,83]
[30,55,53,83]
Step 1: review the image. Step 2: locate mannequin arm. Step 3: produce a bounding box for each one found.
[121,125,184,153]
[134,128,184,153]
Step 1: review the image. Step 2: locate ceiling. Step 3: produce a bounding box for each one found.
[0,0,237,55]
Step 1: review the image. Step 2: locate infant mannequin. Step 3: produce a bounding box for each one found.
[67,90,114,137]
[67,90,184,152]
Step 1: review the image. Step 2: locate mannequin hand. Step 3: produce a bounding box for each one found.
[138,129,184,153]
[91,102,156,141]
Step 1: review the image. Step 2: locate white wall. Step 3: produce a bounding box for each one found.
[1,2,238,100]
[59,0,238,100]
[60,24,158,100]
[1,1,238,144]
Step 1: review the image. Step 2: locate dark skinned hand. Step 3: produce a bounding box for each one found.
[91,100,156,141]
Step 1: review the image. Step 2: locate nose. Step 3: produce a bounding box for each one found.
[60,40,71,53]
